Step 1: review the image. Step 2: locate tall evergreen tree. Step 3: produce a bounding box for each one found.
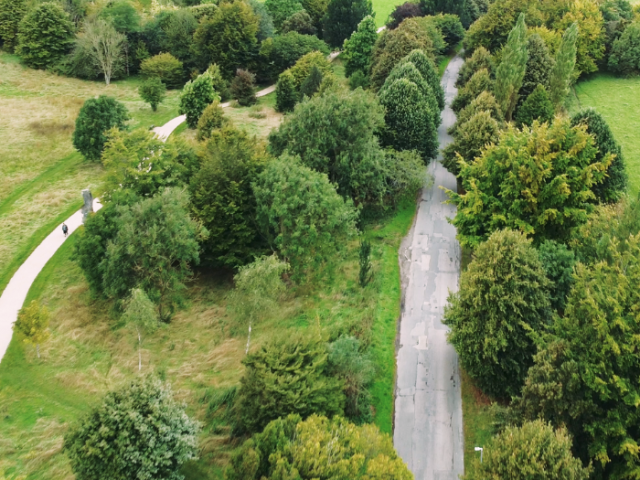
[494,13,528,121]
[341,15,377,77]
[322,0,373,48]
[549,22,578,110]
[0,0,27,52]
[518,34,554,105]
[515,84,554,127]
[276,70,298,112]
[402,49,445,110]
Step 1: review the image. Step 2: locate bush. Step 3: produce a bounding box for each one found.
[451,67,493,113]
[349,70,370,89]
[287,50,333,88]
[431,13,465,49]
[299,65,323,98]
[281,10,316,35]
[138,76,166,111]
[235,335,345,433]
[571,107,628,203]
[464,421,590,480]
[72,95,129,161]
[455,45,493,88]
[205,63,231,101]
[179,70,218,129]
[0,0,27,52]
[190,126,268,267]
[275,69,298,112]
[514,84,554,127]
[342,15,377,77]
[265,0,303,29]
[226,414,412,480]
[537,240,576,313]
[258,31,330,82]
[196,100,227,141]
[230,68,257,106]
[448,90,502,135]
[64,377,199,480]
[322,0,373,48]
[17,2,75,69]
[253,155,358,276]
[443,229,552,399]
[140,52,184,88]
[386,2,422,30]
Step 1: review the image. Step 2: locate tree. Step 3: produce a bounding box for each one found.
[78,19,125,85]
[549,22,578,110]
[72,95,129,162]
[249,0,275,41]
[448,118,611,247]
[379,77,438,162]
[514,84,554,127]
[64,376,199,480]
[190,126,268,267]
[120,288,158,371]
[451,67,492,113]
[139,76,166,111]
[226,414,413,480]
[448,90,503,135]
[443,229,552,399]
[518,34,554,107]
[299,65,323,98]
[275,69,298,112]
[571,108,627,203]
[431,13,465,49]
[258,32,329,82]
[17,2,75,69]
[342,15,377,77]
[265,0,304,29]
[0,0,27,52]
[455,45,493,88]
[196,100,227,141]
[281,10,316,35]
[322,0,373,48]
[287,50,333,88]
[609,22,640,75]
[205,63,231,101]
[465,421,590,480]
[103,188,206,321]
[230,68,257,106]
[401,49,445,110]
[301,0,329,33]
[386,2,422,30]
[179,70,219,129]
[253,155,358,276]
[140,52,184,89]
[537,240,575,313]
[162,9,197,64]
[14,300,50,359]
[194,1,258,77]
[268,88,389,207]
[517,236,640,479]
[463,0,532,54]
[494,13,528,121]
[235,335,345,433]
[420,0,478,28]
[443,110,500,177]
[98,0,140,33]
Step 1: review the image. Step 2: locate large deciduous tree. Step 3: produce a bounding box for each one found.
[72,95,129,162]
[494,13,528,121]
[448,118,611,247]
[322,0,372,48]
[443,229,551,399]
[64,376,199,480]
[17,2,75,69]
[341,15,377,77]
[265,0,303,29]
[79,18,126,85]
[258,31,329,82]
[609,22,640,76]
[140,52,184,89]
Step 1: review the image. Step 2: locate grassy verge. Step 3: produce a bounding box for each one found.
[461,369,494,474]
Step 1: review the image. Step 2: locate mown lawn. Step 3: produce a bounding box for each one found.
[571,73,640,195]
[372,0,403,27]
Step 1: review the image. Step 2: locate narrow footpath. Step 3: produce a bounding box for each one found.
[393,55,465,480]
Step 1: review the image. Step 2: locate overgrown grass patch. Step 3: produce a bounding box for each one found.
[460,369,494,474]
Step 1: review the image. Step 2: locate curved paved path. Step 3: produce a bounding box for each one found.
[393,54,464,480]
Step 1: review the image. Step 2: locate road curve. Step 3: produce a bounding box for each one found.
[393,54,465,480]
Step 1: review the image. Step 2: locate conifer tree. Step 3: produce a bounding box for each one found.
[276,70,298,112]
[300,65,323,98]
[494,13,528,121]
[402,49,445,110]
[341,15,377,77]
[549,22,578,110]
[322,0,372,48]
[518,34,554,105]
[179,70,218,128]
[515,84,554,127]
[0,0,27,52]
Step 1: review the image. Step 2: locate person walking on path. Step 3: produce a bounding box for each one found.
[62,222,68,237]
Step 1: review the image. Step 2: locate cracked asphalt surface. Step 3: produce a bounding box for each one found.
[393,54,464,480]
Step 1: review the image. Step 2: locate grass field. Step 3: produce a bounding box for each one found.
[372,0,403,27]
[571,73,640,195]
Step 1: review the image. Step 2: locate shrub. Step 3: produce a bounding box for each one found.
[258,31,330,82]
[265,0,303,29]
[514,84,554,127]
[179,70,219,129]
[443,229,552,399]
[281,10,316,35]
[14,301,49,359]
[230,68,257,106]
[64,377,199,480]
[72,95,129,161]
[448,90,502,135]
[253,155,358,276]
[235,335,345,433]
[451,67,492,113]
[448,118,610,247]
[455,45,493,88]
[464,421,590,480]
[17,2,74,69]
[196,100,227,141]
[386,2,422,30]
[287,50,333,88]
[0,0,27,52]
[190,126,268,267]
[205,63,231,101]
[275,69,298,112]
[140,52,184,88]
[299,65,323,97]
[349,70,370,89]
[138,76,166,111]
[537,240,575,313]
[322,0,373,48]
[431,13,465,49]
[571,108,628,203]
[342,15,377,77]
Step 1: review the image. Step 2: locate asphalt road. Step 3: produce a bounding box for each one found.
[393,54,465,480]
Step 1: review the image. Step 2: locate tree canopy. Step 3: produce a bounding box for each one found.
[322,0,373,48]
